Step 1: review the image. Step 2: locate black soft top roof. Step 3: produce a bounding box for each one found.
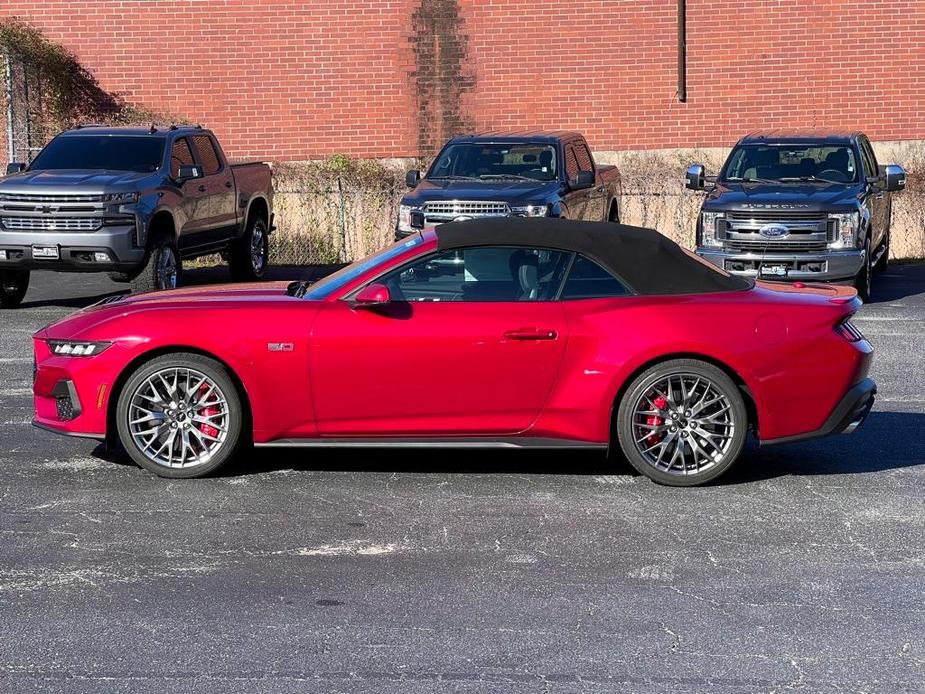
[435,218,752,295]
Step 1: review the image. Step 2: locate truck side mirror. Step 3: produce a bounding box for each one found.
[5,162,25,175]
[685,164,706,190]
[882,164,906,192]
[571,170,595,190]
[405,170,420,188]
[176,164,202,181]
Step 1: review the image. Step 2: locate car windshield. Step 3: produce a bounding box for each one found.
[30,135,166,173]
[427,143,558,181]
[721,144,859,184]
[302,235,426,300]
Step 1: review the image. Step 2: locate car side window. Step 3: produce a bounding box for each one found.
[191,135,222,175]
[560,255,630,299]
[377,247,571,302]
[575,144,595,173]
[170,137,195,179]
[858,138,878,179]
[564,147,580,183]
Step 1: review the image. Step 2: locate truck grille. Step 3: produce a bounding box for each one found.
[1,217,103,231]
[0,193,107,203]
[723,210,832,253]
[422,201,510,220]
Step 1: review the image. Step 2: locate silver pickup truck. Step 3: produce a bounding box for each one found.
[0,125,273,308]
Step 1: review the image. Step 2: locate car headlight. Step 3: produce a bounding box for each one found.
[700,211,724,248]
[397,204,419,232]
[828,212,860,249]
[47,340,112,357]
[512,204,550,217]
[103,192,139,205]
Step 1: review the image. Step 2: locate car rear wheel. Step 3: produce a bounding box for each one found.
[0,270,30,308]
[116,353,244,478]
[615,359,748,486]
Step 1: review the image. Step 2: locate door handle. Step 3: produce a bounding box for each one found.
[225,181,233,188]
[503,327,558,341]
[197,184,208,193]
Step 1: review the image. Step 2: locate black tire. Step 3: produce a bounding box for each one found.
[608,202,620,223]
[854,238,872,302]
[108,271,132,283]
[115,352,244,478]
[130,234,182,294]
[615,359,748,486]
[229,215,269,282]
[0,270,30,308]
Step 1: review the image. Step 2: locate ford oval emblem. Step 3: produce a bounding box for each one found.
[759,223,790,239]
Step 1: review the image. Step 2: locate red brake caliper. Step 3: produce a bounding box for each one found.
[645,395,668,446]
[197,383,219,438]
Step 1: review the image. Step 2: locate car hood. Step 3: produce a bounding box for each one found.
[0,169,154,194]
[704,181,863,213]
[37,283,301,339]
[402,179,562,206]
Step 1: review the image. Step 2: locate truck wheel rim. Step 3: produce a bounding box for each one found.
[251,224,266,273]
[631,373,735,476]
[156,248,178,289]
[127,367,230,469]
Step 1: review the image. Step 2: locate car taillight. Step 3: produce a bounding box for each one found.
[836,316,864,342]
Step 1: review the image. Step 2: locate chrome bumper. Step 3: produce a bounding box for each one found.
[697,247,866,282]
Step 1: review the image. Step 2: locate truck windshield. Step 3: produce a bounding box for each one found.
[428,143,558,181]
[30,135,166,173]
[722,144,859,184]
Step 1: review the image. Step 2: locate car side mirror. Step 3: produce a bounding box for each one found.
[405,169,420,188]
[685,164,706,190]
[571,170,594,190]
[882,164,906,192]
[5,162,25,175]
[176,164,202,182]
[354,283,391,307]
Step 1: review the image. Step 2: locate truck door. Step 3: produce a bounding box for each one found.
[189,134,237,248]
[575,142,606,220]
[858,137,886,251]
[168,137,208,247]
[561,144,588,220]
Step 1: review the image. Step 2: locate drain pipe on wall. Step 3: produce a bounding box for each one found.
[4,54,14,163]
[677,0,687,102]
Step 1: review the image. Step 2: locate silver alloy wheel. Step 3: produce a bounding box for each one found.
[631,373,735,476]
[250,222,266,274]
[127,367,229,469]
[156,246,178,290]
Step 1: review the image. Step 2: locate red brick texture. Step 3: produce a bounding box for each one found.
[2,0,924,161]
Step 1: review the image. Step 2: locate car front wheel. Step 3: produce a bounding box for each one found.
[116,353,244,478]
[616,359,748,486]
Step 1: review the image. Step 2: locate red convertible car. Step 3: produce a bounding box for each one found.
[32,219,875,486]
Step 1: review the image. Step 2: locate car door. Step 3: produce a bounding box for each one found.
[560,143,588,220]
[857,137,886,249]
[168,136,208,247]
[574,142,606,220]
[185,134,236,249]
[309,246,572,436]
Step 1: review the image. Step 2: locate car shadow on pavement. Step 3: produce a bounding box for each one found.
[867,262,925,303]
[160,410,919,484]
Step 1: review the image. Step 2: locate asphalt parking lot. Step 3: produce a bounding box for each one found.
[1,264,924,694]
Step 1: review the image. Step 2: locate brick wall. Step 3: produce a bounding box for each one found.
[2,0,924,161]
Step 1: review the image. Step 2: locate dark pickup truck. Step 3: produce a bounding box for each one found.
[396,131,621,238]
[685,130,905,301]
[0,125,273,308]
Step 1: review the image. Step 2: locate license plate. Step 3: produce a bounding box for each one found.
[760,264,788,277]
[32,245,59,260]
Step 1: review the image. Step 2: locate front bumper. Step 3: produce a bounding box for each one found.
[697,247,865,282]
[0,224,145,273]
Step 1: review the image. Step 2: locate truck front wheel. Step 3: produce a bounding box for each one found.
[853,239,872,302]
[229,215,269,282]
[130,235,181,294]
[0,270,30,308]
